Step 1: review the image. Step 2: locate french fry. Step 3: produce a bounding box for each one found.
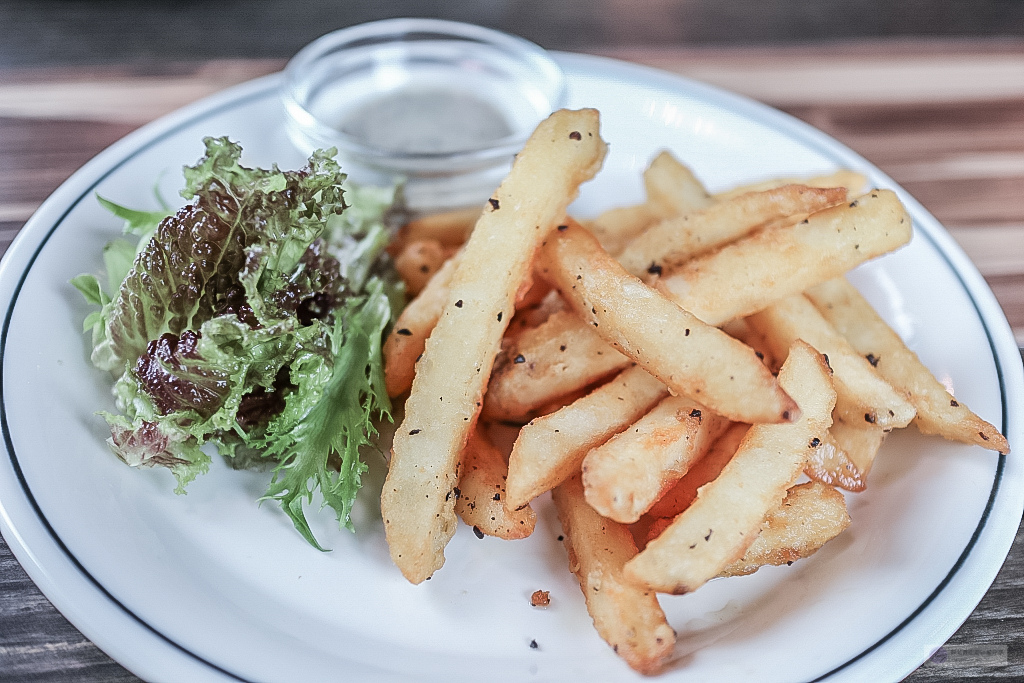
[623,341,836,594]
[582,203,660,254]
[805,277,1009,453]
[583,397,730,524]
[382,109,607,584]
[536,221,797,424]
[383,251,461,398]
[656,189,913,326]
[393,239,456,296]
[643,150,713,218]
[483,309,631,422]
[804,430,866,492]
[617,185,847,280]
[718,481,851,577]
[455,426,536,540]
[830,412,888,479]
[645,422,749,520]
[505,364,668,510]
[713,169,868,202]
[505,287,566,337]
[746,292,916,430]
[720,318,776,370]
[553,474,676,675]
[390,206,480,254]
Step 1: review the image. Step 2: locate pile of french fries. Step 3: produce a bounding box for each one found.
[380,109,1009,675]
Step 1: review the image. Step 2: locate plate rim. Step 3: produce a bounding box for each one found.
[0,52,1020,682]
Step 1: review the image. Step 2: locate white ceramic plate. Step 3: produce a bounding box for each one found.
[0,53,1021,683]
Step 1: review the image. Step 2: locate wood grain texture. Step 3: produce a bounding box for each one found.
[0,43,1021,681]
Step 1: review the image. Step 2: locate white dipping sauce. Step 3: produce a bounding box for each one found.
[339,88,514,154]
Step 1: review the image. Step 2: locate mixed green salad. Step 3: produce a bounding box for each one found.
[72,137,403,549]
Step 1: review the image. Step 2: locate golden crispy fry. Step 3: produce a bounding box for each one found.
[390,206,480,254]
[747,292,916,430]
[483,309,631,422]
[553,474,676,675]
[393,239,456,296]
[643,150,713,219]
[656,189,913,326]
[804,430,866,492]
[713,169,868,202]
[382,109,607,584]
[583,397,730,524]
[617,185,847,280]
[805,277,1009,453]
[718,481,851,577]
[831,413,888,479]
[645,422,749,519]
[582,203,660,255]
[505,288,566,337]
[455,427,536,540]
[383,251,461,398]
[536,221,797,424]
[505,364,668,510]
[624,341,836,594]
[720,318,777,370]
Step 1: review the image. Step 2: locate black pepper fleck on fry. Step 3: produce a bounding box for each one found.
[951,399,959,407]
[409,429,421,435]
[557,224,568,231]
[865,353,879,367]
[396,328,412,336]
[473,526,485,539]
[647,262,662,276]
[455,300,463,308]
[514,354,526,364]
[809,437,821,448]
[489,198,500,210]
[497,312,503,322]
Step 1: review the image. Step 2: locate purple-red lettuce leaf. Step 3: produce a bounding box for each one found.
[103,138,347,369]
[102,413,211,493]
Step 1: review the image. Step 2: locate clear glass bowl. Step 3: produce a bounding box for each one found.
[282,19,566,210]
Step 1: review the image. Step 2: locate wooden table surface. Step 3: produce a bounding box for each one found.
[1,40,1022,682]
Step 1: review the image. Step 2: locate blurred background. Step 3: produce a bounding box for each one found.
[1,2,1023,682]
[1,0,1023,65]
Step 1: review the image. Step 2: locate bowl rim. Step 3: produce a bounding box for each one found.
[280,18,567,172]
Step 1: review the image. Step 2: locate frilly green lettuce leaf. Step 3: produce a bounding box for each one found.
[75,138,403,549]
[102,137,349,370]
[257,278,392,549]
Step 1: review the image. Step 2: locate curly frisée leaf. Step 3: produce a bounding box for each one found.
[260,280,393,549]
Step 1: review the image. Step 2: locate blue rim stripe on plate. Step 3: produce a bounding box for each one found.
[736,94,1011,680]
[0,83,279,683]
[0,59,1012,682]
